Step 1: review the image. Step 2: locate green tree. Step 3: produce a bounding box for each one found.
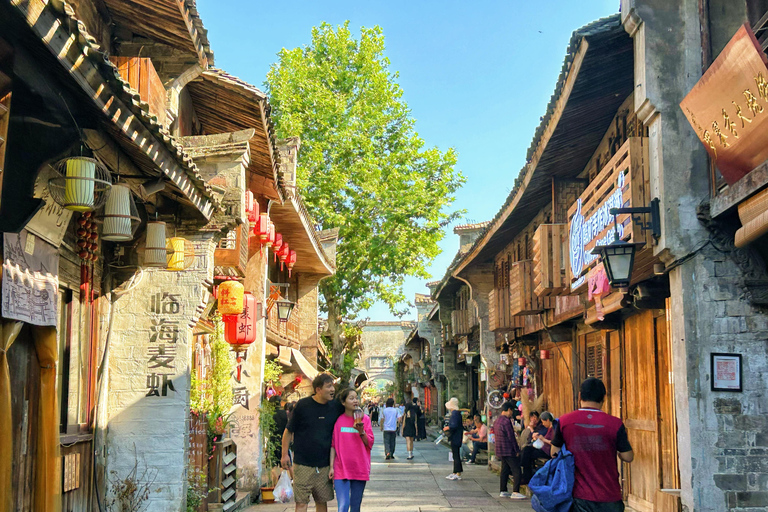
[266,22,464,374]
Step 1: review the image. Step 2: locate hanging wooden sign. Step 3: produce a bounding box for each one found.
[680,24,768,185]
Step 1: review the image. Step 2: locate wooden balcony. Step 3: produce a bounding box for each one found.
[510,260,556,316]
[533,223,568,297]
[266,299,300,344]
[451,309,470,337]
[110,57,166,126]
[214,223,249,278]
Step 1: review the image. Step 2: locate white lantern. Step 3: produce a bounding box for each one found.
[101,184,140,242]
[144,221,167,267]
[48,157,112,212]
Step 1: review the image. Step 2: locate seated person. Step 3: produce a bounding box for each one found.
[520,411,555,484]
[466,415,488,463]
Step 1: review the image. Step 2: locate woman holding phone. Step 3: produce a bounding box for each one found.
[330,389,374,512]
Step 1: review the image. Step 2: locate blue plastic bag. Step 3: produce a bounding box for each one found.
[528,446,574,512]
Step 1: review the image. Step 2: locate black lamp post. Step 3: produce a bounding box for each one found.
[276,300,296,323]
[591,197,660,290]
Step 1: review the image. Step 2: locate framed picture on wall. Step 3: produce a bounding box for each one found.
[711,353,742,392]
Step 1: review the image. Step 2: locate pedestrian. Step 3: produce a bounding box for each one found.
[281,373,344,512]
[443,397,463,480]
[402,398,418,460]
[551,378,634,512]
[398,402,406,436]
[371,403,379,426]
[329,389,374,512]
[465,415,488,464]
[415,398,427,441]
[521,410,553,484]
[380,398,401,459]
[494,402,525,500]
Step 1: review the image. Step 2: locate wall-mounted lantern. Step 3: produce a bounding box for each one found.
[48,156,112,212]
[276,299,296,323]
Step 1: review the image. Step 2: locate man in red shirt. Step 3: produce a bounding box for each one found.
[551,378,634,512]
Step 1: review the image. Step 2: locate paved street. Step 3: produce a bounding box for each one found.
[245,429,531,512]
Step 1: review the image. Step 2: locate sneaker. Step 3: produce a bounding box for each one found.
[445,474,455,479]
[454,475,462,480]
[509,492,527,500]
[499,492,512,497]
[407,455,414,460]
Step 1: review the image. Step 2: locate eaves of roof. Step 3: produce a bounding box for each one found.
[452,14,633,276]
[10,0,220,217]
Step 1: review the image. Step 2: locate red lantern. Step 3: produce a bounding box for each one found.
[286,249,297,277]
[245,191,259,224]
[518,357,527,367]
[266,221,275,249]
[254,213,270,254]
[278,242,290,270]
[540,349,552,360]
[273,233,283,262]
[223,293,258,352]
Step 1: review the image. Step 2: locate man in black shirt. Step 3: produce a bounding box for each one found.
[282,373,343,512]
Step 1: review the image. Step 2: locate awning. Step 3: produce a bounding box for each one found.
[291,348,318,380]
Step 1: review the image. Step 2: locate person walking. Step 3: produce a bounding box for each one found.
[494,402,526,500]
[329,389,374,512]
[551,378,634,512]
[281,373,344,512]
[415,398,427,441]
[380,398,401,460]
[402,398,418,460]
[443,397,464,480]
[370,403,379,427]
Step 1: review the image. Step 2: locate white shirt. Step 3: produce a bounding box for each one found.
[382,407,400,431]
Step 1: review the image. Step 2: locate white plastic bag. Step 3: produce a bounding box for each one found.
[273,470,294,503]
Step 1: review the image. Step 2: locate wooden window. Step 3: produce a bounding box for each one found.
[585,337,604,380]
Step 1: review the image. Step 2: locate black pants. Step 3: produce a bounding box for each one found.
[572,498,625,512]
[451,445,463,474]
[500,456,521,493]
[383,431,397,456]
[521,446,548,484]
[469,441,488,462]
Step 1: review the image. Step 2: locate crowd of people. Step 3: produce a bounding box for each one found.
[272,373,633,512]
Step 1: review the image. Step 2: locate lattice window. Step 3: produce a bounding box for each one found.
[585,340,604,380]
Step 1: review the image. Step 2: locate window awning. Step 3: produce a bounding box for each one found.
[291,348,318,380]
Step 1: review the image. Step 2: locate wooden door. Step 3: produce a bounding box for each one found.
[541,342,573,417]
[623,309,679,512]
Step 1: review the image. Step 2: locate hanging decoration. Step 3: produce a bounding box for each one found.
[245,191,259,225]
[266,221,276,250]
[540,349,552,360]
[286,250,297,277]
[254,213,270,254]
[278,242,290,271]
[273,233,283,262]
[223,292,258,381]
[166,237,196,271]
[144,221,167,268]
[48,156,112,212]
[218,280,245,315]
[76,212,99,263]
[101,183,140,242]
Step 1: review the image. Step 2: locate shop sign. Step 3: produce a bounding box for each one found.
[680,24,768,185]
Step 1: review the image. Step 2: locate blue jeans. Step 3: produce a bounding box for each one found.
[334,479,366,512]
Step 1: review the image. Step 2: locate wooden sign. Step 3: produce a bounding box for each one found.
[567,137,650,292]
[680,24,768,185]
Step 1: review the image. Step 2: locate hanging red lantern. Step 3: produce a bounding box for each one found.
[273,233,283,262]
[278,242,289,270]
[254,213,270,254]
[218,280,245,315]
[286,249,297,277]
[518,357,527,367]
[223,293,258,352]
[540,349,552,360]
[266,221,276,249]
[245,191,259,224]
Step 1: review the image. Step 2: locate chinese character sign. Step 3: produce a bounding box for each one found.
[2,231,58,326]
[680,24,768,185]
[146,291,182,397]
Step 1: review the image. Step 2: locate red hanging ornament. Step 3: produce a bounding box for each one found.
[273,233,283,262]
[286,249,297,277]
[245,191,259,224]
[223,293,258,353]
[278,242,289,271]
[266,221,275,249]
[254,213,270,254]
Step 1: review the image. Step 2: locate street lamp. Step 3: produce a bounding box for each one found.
[276,300,296,323]
[591,197,660,290]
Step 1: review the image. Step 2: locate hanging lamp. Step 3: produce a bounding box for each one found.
[166,237,196,271]
[286,250,297,277]
[278,242,290,271]
[144,221,168,268]
[101,184,141,242]
[273,233,283,262]
[48,156,112,212]
[218,280,245,315]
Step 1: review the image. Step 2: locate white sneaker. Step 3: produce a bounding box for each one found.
[499,492,512,497]
[445,473,455,479]
[454,475,462,480]
[510,492,527,500]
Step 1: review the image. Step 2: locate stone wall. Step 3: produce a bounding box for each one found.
[359,323,412,384]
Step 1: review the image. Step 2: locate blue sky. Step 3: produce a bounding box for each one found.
[197,0,620,321]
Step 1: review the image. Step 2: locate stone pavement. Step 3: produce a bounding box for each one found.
[244,429,532,512]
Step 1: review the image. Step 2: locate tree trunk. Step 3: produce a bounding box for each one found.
[324,295,345,376]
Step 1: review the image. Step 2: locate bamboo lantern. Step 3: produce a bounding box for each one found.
[287,249,297,277]
[144,221,168,267]
[273,234,283,262]
[223,293,258,353]
[48,157,112,212]
[101,184,140,242]
[166,237,195,271]
[218,280,245,315]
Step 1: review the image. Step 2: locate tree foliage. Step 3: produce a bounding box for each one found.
[266,22,464,321]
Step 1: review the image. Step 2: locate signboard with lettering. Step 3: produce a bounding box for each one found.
[567,137,650,292]
[680,24,768,185]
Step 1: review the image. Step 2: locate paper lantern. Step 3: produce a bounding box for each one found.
[273,233,283,262]
[286,249,297,277]
[255,213,270,242]
[540,349,552,360]
[48,157,112,212]
[101,184,140,241]
[223,293,258,352]
[218,280,245,315]
[245,191,259,224]
[266,221,275,249]
[166,237,195,271]
[278,242,290,270]
[518,357,527,367]
[144,222,167,268]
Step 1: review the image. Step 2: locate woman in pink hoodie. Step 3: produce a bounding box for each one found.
[329,388,374,512]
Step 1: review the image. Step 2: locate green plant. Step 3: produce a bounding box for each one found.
[259,399,278,486]
[186,472,207,512]
[263,358,283,384]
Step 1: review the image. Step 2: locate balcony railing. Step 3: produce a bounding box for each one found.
[214,223,249,277]
[266,299,300,343]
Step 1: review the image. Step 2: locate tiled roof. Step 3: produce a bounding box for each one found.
[453,221,490,233]
[415,293,434,304]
